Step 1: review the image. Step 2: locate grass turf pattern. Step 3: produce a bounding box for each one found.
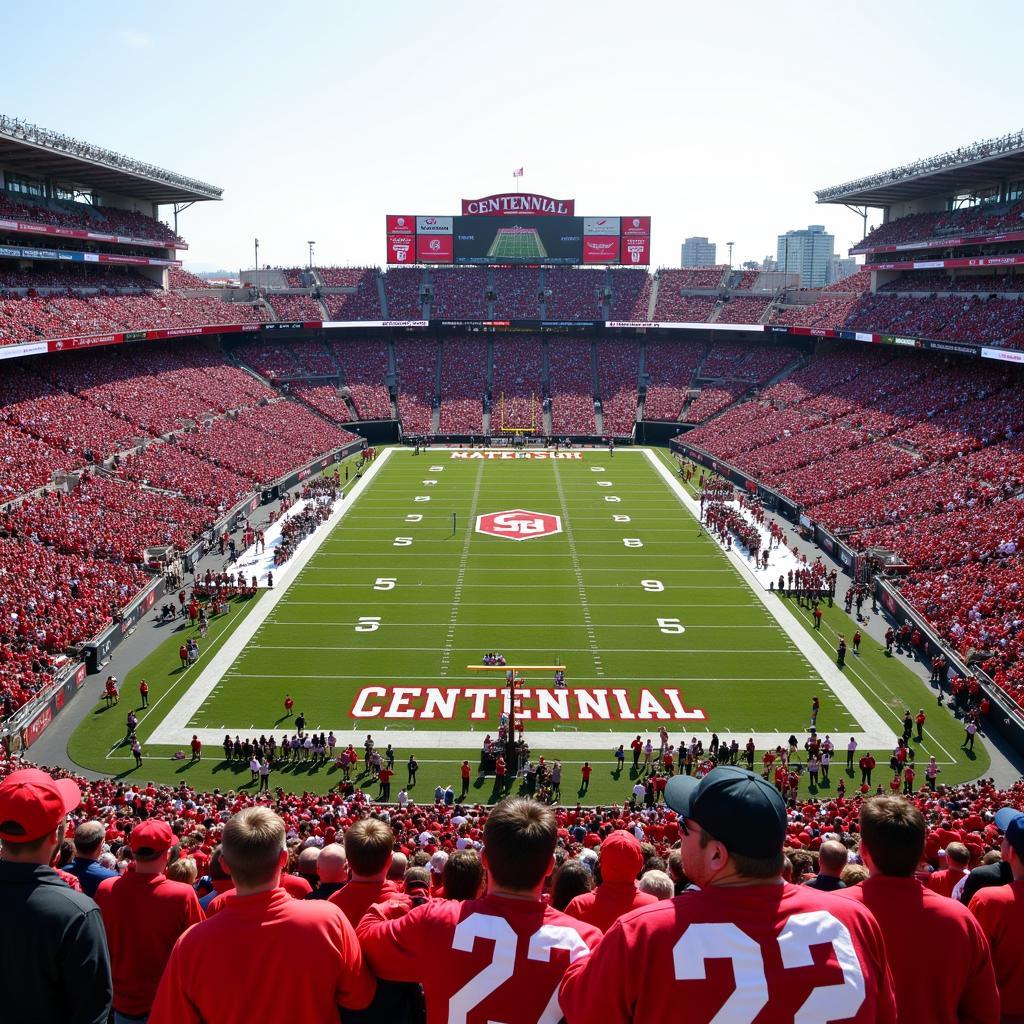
[68,448,989,801]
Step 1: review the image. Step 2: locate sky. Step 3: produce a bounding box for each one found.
[5,1,1024,272]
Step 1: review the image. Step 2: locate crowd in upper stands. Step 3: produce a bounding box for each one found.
[0,192,182,244]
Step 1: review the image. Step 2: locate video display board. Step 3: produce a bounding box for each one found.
[386,195,650,266]
[454,215,583,265]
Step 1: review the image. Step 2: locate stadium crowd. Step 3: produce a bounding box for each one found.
[3,754,1024,1022]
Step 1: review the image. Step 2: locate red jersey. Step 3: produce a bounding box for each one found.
[148,888,374,1024]
[925,866,969,899]
[95,871,205,1017]
[560,882,897,1024]
[357,892,602,1024]
[840,875,997,1024]
[328,877,399,926]
[970,878,1024,1015]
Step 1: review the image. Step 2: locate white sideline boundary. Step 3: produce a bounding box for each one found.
[148,446,895,750]
[146,448,395,746]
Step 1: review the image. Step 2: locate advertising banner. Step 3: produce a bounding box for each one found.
[583,217,620,236]
[386,215,416,265]
[417,234,454,263]
[620,217,651,265]
[416,216,453,234]
[583,236,621,264]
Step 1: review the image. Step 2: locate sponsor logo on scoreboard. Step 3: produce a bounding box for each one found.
[583,216,620,235]
[416,216,453,234]
[476,509,562,541]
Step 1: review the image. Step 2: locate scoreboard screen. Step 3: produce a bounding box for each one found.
[386,199,650,266]
[454,215,583,265]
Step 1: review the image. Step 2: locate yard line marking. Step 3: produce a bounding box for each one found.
[214,673,820,682]
[264,621,783,629]
[440,461,483,676]
[247,644,806,654]
[553,459,604,677]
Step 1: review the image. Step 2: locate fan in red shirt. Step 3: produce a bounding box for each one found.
[924,842,971,899]
[564,829,658,932]
[969,808,1024,1020]
[148,807,374,1024]
[358,798,602,1024]
[839,796,998,1024]
[95,819,205,1021]
[560,766,897,1024]
[328,817,399,926]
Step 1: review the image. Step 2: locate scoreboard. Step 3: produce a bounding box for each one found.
[386,196,650,267]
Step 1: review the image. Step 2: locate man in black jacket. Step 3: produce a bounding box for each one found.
[0,767,112,1024]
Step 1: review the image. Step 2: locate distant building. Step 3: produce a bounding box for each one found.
[828,256,859,285]
[681,236,717,267]
[761,256,778,272]
[776,225,835,288]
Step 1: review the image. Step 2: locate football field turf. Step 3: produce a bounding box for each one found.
[486,226,548,260]
[71,447,988,800]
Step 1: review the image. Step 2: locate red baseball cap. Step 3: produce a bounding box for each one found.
[0,768,81,844]
[128,820,176,857]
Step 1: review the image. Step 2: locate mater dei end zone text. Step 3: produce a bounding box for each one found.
[450,451,584,460]
[348,686,707,722]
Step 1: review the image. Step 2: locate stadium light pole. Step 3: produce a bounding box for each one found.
[308,240,316,272]
[727,241,734,270]
[254,237,260,295]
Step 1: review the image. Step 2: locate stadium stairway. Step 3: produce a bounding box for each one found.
[646,275,659,319]
[376,273,388,318]
[707,300,727,323]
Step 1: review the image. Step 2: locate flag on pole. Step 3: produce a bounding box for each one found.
[513,167,524,178]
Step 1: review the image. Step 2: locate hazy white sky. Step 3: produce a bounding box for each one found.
[6,1,1024,271]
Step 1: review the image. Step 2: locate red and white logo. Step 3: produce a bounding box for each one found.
[476,509,562,541]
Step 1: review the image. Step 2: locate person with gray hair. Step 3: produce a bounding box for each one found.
[295,845,321,891]
[68,820,118,897]
[637,868,674,900]
[149,808,374,1023]
[306,843,348,901]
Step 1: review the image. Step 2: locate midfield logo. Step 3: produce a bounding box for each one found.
[476,509,562,541]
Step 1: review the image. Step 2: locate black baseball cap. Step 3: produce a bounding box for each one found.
[666,766,787,859]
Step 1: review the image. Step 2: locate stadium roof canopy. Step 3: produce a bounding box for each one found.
[0,114,222,204]
[815,127,1024,207]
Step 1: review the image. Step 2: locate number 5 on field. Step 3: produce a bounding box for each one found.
[373,578,396,591]
[355,616,381,632]
[657,617,685,634]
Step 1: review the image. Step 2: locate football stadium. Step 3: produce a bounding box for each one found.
[4,15,1024,1021]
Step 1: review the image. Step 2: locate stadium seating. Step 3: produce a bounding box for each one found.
[380,268,422,319]
[167,268,209,289]
[492,267,542,319]
[234,341,301,380]
[0,192,182,244]
[643,340,705,419]
[438,337,487,433]
[289,339,336,376]
[548,339,595,433]
[394,339,437,433]
[492,336,543,432]
[607,268,651,320]
[331,339,392,420]
[715,296,772,324]
[651,288,717,323]
[429,268,487,319]
[266,293,322,322]
[855,200,1024,250]
[323,269,383,321]
[878,271,1024,293]
[291,383,357,426]
[597,341,640,435]
[544,268,605,320]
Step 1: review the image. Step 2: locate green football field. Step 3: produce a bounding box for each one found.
[69,447,989,801]
[486,226,548,260]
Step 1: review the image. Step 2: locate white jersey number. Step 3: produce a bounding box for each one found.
[672,912,865,1023]
[448,913,591,1024]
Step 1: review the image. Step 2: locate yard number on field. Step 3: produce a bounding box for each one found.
[394,537,413,546]
[356,616,381,632]
[373,578,396,590]
[658,617,685,634]
[641,580,664,592]
[623,538,643,547]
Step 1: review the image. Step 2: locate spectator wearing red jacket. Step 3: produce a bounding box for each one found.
[564,829,657,933]
[560,767,897,1024]
[969,808,1024,1020]
[925,842,971,898]
[95,819,204,1021]
[148,807,374,1024]
[358,798,602,1024]
[840,797,998,1024]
